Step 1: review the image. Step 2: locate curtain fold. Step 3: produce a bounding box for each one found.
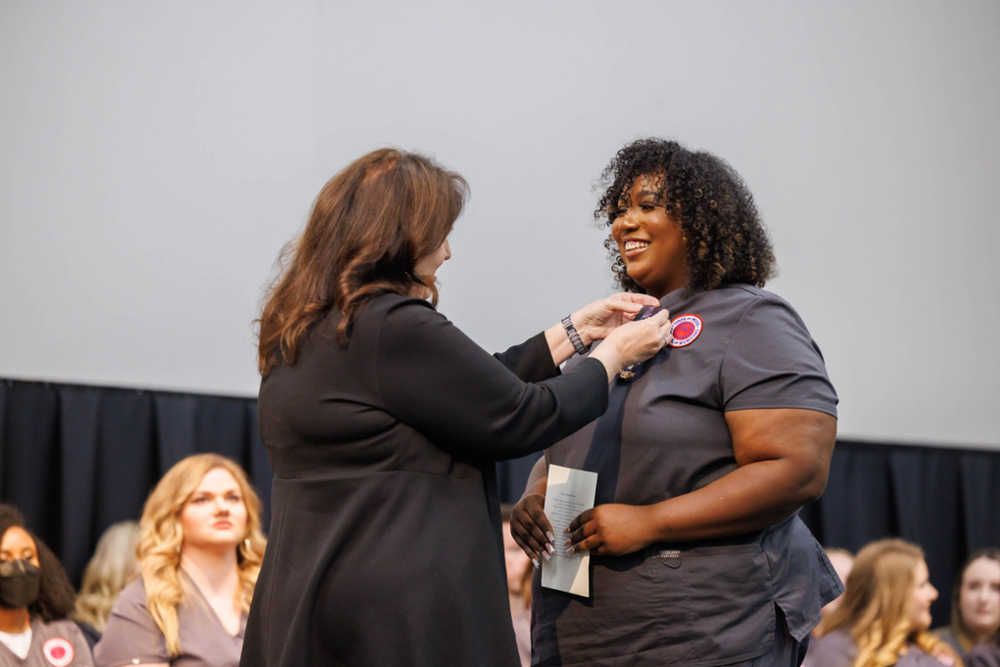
[1,377,997,627]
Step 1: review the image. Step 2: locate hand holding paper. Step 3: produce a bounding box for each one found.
[541,464,597,597]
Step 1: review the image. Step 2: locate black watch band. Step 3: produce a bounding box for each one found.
[561,315,589,355]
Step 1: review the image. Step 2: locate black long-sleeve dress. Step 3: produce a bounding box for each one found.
[240,293,609,667]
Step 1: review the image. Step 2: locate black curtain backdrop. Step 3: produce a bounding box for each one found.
[2,378,998,627]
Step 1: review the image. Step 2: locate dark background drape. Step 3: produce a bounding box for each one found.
[2,378,997,627]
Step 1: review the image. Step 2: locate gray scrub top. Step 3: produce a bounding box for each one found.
[94,576,246,667]
[0,619,92,667]
[535,285,842,667]
[804,630,948,667]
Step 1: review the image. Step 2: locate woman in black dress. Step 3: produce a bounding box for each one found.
[240,148,672,667]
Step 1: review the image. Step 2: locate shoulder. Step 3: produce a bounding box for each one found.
[341,293,443,337]
[107,578,153,621]
[712,284,806,322]
[359,292,437,316]
[806,629,857,667]
[813,629,855,650]
[34,618,86,639]
[113,577,147,607]
[930,627,962,653]
[965,644,1000,667]
[899,644,955,667]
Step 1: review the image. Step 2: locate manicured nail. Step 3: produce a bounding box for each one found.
[567,546,575,554]
[542,551,551,562]
[563,527,570,534]
[546,543,555,554]
[546,531,555,542]
[532,558,540,569]
[563,540,572,547]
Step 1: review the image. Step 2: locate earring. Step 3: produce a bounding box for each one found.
[244,538,251,550]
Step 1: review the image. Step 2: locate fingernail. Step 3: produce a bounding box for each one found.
[563,540,572,547]
[563,527,570,534]
[567,546,575,554]
[546,543,555,554]
[542,551,551,562]
[532,558,540,569]
[546,531,555,541]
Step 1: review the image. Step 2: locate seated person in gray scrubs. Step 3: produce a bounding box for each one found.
[932,549,1000,655]
[511,138,842,667]
[807,539,959,667]
[0,504,93,667]
[94,455,266,667]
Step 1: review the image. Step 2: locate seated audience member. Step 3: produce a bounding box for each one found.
[94,454,266,667]
[501,505,533,667]
[934,549,1000,655]
[806,539,960,667]
[73,521,141,647]
[0,504,93,666]
[812,549,857,638]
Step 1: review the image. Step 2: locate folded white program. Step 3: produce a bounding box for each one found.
[541,464,598,597]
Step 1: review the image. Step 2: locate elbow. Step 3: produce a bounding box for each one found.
[791,459,830,506]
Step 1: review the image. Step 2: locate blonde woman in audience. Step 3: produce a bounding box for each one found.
[94,454,266,667]
[73,521,140,643]
[807,539,961,667]
[934,549,1000,655]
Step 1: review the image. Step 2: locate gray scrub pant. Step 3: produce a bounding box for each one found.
[728,607,809,667]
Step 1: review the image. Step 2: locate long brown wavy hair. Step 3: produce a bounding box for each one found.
[256,148,468,375]
[138,454,267,656]
[822,539,961,667]
[948,548,1000,651]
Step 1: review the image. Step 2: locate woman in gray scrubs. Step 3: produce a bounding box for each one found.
[512,138,841,667]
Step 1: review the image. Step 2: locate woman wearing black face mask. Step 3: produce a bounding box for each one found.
[0,504,92,667]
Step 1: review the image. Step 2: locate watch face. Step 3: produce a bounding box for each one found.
[633,305,663,322]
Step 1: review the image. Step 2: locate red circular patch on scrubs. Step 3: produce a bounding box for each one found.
[668,314,703,348]
[43,638,74,667]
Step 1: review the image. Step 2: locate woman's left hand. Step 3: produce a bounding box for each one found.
[564,503,655,556]
[572,293,661,346]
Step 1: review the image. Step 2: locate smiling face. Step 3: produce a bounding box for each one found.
[909,558,938,632]
[179,467,248,554]
[0,527,39,568]
[610,174,689,299]
[959,556,1000,638]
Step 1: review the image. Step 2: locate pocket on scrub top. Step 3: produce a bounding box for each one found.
[651,542,776,667]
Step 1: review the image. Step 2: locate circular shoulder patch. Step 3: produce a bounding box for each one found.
[43,637,75,667]
[668,314,703,348]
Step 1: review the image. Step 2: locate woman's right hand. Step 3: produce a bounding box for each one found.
[590,309,671,380]
[511,492,554,567]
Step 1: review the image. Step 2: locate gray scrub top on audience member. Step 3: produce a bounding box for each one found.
[804,630,947,667]
[535,284,842,667]
[0,618,92,667]
[94,575,246,667]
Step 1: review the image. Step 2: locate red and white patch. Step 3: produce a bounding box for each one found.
[43,637,74,667]
[668,314,702,348]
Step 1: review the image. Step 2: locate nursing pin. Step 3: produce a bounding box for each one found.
[668,314,703,348]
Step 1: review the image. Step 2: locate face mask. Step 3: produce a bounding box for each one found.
[0,559,41,609]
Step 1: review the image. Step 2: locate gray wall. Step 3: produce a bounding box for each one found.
[2,1,998,448]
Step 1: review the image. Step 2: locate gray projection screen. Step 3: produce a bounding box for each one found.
[1,1,998,448]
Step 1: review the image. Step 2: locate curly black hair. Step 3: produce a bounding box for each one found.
[595,138,776,293]
[0,503,76,622]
